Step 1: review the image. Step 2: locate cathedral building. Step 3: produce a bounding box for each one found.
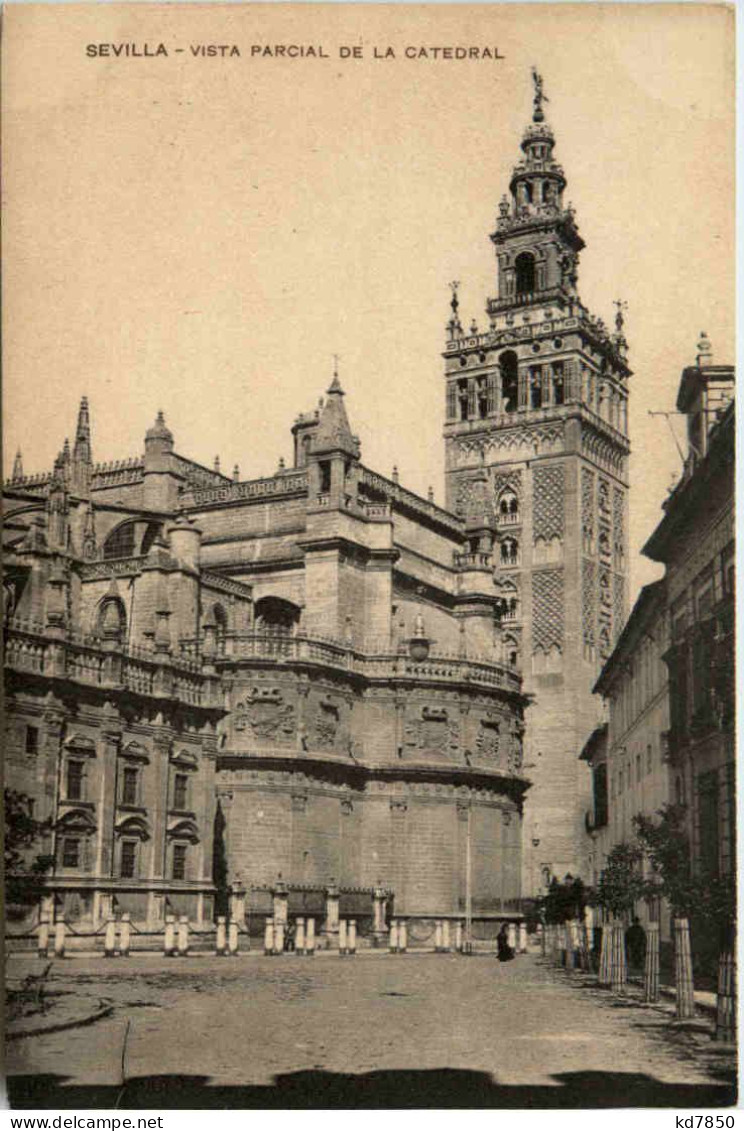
[442,73,631,890]
[3,73,629,943]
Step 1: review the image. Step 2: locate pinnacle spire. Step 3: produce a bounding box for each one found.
[74,395,92,465]
[314,360,359,457]
[12,449,23,481]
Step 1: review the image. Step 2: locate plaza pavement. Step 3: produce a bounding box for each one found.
[5,950,737,1108]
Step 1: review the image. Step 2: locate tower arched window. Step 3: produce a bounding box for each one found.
[213,603,227,643]
[504,634,520,670]
[501,537,519,567]
[499,351,519,414]
[530,368,543,409]
[515,252,536,297]
[553,363,565,406]
[498,489,519,525]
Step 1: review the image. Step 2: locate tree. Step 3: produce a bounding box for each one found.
[4,788,54,910]
[596,842,646,920]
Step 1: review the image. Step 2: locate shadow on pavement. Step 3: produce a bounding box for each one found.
[7,1068,737,1109]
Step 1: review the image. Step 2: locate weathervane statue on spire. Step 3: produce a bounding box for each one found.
[531,67,548,123]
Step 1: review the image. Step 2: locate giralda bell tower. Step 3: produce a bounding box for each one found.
[443,71,631,893]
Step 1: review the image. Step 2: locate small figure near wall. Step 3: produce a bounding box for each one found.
[497,922,514,962]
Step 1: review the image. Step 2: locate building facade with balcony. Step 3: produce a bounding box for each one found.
[581,581,672,942]
[643,336,735,891]
[4,378,529,936]
[442,74,630,891]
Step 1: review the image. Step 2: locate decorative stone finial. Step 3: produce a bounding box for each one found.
[392,465,399,485]
[233,464,240,482]
[11,449,23,481]
[427,486,434,503]
[214,455,221,473]
[696,331,713,366]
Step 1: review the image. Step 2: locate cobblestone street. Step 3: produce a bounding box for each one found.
[6,952,736,1108]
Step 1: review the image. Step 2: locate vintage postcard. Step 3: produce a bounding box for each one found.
[2,1,736,1113]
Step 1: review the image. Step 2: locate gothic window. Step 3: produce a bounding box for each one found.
[499,352,519,413]
[515,252,536,296]
[530,368,542,409]
[103,521,136,560]
[500,537,519,567]
[498,489,519,525]
[319,461,331,493]
[499,584,519,622]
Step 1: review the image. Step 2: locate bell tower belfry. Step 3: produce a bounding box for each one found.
[443,71,631,893]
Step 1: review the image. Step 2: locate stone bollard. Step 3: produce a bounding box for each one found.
[455,920,463,952]
[338,918,348,956]
[38,913,50,959]
[228,920,239,956]
[54,919,66,958]
[644,921,660,1004]
[398,920,408,954]
[306,917,316,956]
[434,921,443,952]
[519,923,528,954]
[177,915,189,957]
[120,913,131,958]
[348,919,357,955]
[508,923,517,952]
[104,917,117,958]
[442,919,451,953]
[216,916,227,956]
[274,919,285,955]
[295,917,306,955]
[164,914,176,957]
[264,918,275,956]
[389,920,399,953]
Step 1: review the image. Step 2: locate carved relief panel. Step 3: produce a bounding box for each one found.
[404,705,459,759]
[233,686,296,744]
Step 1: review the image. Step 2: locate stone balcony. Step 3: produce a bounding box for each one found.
[4,619,221,709]
[179,631,522,693]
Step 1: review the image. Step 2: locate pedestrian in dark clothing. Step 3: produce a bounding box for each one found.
[285,920,296,953]
[625,916,646,971]
[497,923,514,962]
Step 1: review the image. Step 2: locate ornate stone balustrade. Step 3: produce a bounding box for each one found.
[454,551,493,570]
[185,472,308,509]
[4,621,213,703]
[193,630,520,691]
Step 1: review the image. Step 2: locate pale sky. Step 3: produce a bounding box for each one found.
[2,3,735,602]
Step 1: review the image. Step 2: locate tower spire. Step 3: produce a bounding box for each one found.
[11,449,23,481]
[73,395,92,465]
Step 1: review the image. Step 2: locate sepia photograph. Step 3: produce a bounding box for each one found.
[1,1,737,1112]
